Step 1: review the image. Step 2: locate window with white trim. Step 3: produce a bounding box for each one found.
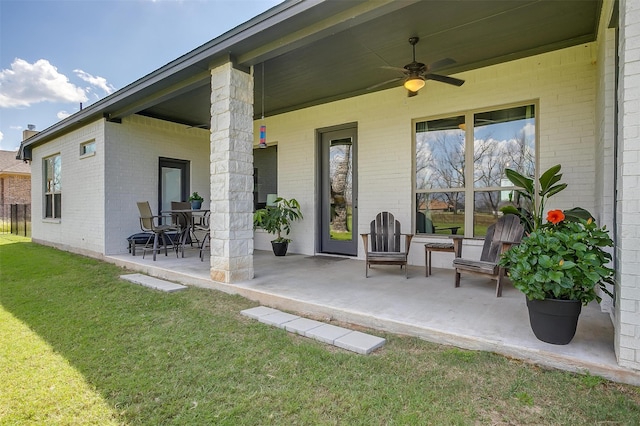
[80,140,96,157]
[44,154,62,218]
[415,103,536,237]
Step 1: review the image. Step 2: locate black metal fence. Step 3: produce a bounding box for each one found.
[0,204,31,236]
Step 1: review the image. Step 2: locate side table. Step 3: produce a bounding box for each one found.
[424,237,463,277]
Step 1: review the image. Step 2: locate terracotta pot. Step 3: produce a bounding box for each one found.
[526,297,582,345]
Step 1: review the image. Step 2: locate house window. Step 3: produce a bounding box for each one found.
[80,140,96,157]
[44,154,61,219]
[253,145,277,210]
[415,103,536,237]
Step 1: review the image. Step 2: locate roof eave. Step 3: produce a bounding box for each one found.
[16,0,321,160]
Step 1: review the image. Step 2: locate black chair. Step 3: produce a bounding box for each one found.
[195,211,211,262]
[171,201,194,256]
[452,214,524,297]
[361,211,413,278]
[136,201,179,261]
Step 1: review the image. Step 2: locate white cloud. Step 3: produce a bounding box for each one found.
[57,110,72,120]
[0,58,88,108]
[74,69,116,95]
[0,130,4,143]
[521,122,535,138]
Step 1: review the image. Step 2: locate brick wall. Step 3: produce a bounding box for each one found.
[104,115,210,255]
[255,43,601,265]
[0,174,31,205]
[31,120,106,256]
[30,115,214,257]
[615,0,640,371]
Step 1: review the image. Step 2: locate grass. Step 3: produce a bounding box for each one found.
[1,235,639,424]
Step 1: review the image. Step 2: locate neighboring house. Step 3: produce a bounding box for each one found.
[0,149,31,206]
[16,1,640,372]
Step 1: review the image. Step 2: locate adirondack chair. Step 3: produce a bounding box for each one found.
[361,211,413,278]
[416,212,460,234]
[452,214,524,297]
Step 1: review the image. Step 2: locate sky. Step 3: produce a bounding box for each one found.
[0,0,283,151]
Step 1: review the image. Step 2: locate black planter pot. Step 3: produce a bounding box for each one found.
[271,241,289,256]
[526,298,582,345]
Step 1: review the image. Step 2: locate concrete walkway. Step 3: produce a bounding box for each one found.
[107,249,640,386]
[241,306,386,354]
[121,273,188,292]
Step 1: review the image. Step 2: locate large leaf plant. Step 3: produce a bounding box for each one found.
[253,197,303,243]
[499,164,614,304]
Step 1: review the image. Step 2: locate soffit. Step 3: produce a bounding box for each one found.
[141,0,601,127]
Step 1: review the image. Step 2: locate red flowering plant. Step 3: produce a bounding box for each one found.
[499,165,614,305]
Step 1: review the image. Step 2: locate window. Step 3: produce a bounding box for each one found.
[44,154,61,219]
[80,140,96,157]
[253,145,277,210]
[415,103,536,236]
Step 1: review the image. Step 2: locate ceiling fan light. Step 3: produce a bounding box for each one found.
[404,76,425,92]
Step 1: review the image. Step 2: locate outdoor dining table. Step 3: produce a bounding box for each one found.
[161,209,209,256]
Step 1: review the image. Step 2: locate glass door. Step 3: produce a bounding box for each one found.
[320,127,357,255]
[158,157,189,217]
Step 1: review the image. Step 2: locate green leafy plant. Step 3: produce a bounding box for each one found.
[500,164,591,233]
[499,215,614,305]
[188,191,204,202]
[498,164,614,305]
[253,197,303,243]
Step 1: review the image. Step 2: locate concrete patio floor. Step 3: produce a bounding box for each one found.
[107,248,640,386]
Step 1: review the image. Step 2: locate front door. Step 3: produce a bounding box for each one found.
[158,157,189,215]
[320,127,357,256]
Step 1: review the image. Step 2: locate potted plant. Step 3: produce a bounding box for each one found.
[253,197,303,256]
[499,165,614,344]
[188,191,204,210]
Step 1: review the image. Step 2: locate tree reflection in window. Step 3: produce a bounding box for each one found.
[415,104,536,236]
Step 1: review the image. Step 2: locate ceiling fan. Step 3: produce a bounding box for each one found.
[369,37,465,97]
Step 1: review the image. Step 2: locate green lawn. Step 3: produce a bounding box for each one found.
[1,235,639,424]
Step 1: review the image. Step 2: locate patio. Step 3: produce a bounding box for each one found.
[107,248,640,386]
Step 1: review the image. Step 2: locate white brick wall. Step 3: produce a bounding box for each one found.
[616,0,640,370]
[254,44,602,268]
[31,120,106,257]
[104,115,210,254]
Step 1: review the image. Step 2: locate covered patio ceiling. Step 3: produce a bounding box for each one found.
[136,0,602,128]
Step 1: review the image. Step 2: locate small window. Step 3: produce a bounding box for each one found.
[80,140,96,157]
[44,154,62,219]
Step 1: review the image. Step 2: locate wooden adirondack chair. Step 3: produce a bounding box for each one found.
[452,214,524,297]
[361,212,413,278]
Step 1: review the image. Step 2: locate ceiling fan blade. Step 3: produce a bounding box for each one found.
[366,77,403,90]
[427,57,456,72]
[425,73,465,87]
[380,65,409,74]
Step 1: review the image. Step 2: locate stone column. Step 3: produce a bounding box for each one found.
[209,62,254,283]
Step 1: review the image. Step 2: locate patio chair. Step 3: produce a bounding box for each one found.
[195,211,210,262]
[171,201,194,256]
[452,214,524,297]
[136,201,179,261]
[416,212,460,234]
[361,211,413,278]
